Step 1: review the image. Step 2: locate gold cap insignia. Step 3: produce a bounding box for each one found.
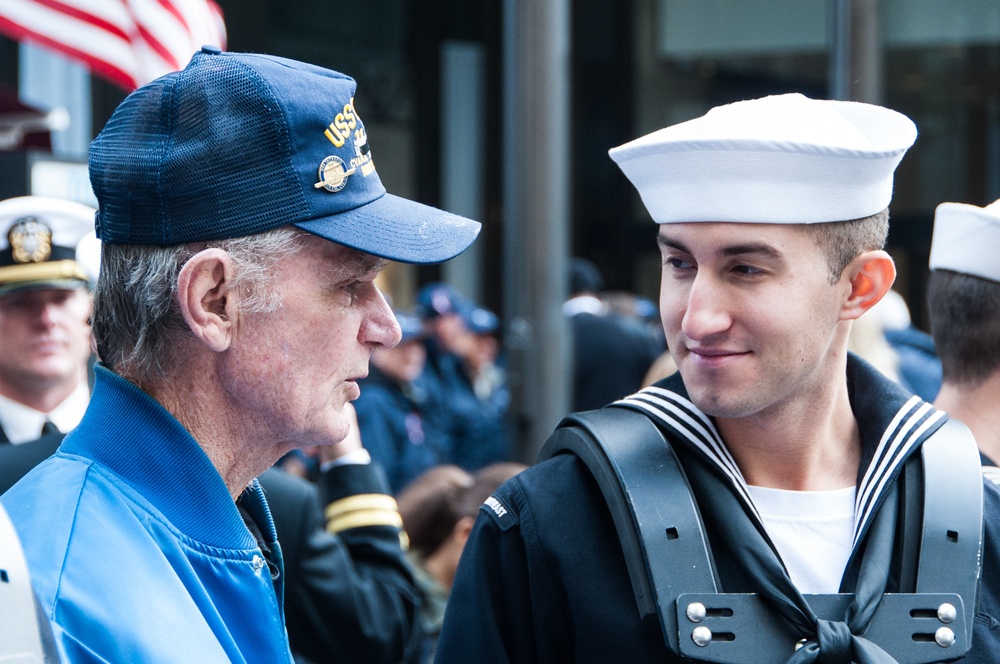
[315,156,356,193]
[8,218,53,264]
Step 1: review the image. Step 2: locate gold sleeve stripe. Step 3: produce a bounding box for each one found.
[324,493,398,521]
[326,509,403,534]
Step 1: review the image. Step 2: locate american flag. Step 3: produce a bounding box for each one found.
[0,0,226,90]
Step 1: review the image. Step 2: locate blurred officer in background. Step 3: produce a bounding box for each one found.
[0,196,96,445]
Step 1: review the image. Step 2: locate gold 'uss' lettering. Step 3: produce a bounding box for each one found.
[324,98,359,148]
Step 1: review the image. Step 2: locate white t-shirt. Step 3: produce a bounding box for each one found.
[746,484,856,595]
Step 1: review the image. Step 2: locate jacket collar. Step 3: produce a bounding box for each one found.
[62,364,275,550]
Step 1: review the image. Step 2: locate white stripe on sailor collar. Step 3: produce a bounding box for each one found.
[616,387,945,550]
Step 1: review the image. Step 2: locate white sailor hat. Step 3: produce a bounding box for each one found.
[608,93,917,224]
[0,196,98,297]
[929,199,1000,283]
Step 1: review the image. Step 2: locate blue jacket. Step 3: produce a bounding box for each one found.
[2,366,293,663]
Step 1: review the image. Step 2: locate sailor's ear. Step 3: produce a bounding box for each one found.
[840,250,896,321]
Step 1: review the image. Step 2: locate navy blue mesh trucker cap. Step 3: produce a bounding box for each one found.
[89,47,481,264]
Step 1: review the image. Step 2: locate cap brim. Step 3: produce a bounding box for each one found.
[293,193,481,264]
[0,278,88,298]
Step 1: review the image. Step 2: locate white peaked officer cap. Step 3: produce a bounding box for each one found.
[0,196,99,297]
[608,93,918,224]
[929,199,1000,283]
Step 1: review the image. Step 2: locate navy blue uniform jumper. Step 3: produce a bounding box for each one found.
[437,356,1000,663]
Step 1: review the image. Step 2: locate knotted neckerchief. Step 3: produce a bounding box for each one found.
[679,446,900,663]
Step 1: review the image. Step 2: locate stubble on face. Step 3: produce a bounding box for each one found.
[220,238,397,454]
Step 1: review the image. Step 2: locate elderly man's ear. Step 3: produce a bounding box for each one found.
[839,249,896,322]
[177,249,239,352]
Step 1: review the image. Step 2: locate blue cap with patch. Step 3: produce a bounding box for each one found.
[89,48,481,264]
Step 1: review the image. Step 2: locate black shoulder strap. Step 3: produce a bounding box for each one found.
[539,406,984,663]
[914,418,983,626]
[538,406,717,655]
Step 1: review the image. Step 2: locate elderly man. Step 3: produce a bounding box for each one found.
[438,94,1000,663]
[928,199,1000,483]
[2,48,479,663]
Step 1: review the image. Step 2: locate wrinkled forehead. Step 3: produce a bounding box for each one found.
[306,234,388,279]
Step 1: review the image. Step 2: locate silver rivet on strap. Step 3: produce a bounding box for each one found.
[686,602,707,623]
[937,603,957,624]
[692,626,713,647]
[935,627,956,648]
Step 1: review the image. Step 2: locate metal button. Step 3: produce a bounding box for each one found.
[937,603,957,624]
[935,627,956,648]
[794,639,808,652]
[692,626,713,647]
[252,554,265,572]
[686,602,707,623]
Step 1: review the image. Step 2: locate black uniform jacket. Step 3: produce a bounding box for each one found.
[437,356,1000,663]
[0,431,63,495]
[259,464,422,664]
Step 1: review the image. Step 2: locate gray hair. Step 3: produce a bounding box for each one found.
[92,227,306,385]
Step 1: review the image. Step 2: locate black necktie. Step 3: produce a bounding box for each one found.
[40,420,60,437]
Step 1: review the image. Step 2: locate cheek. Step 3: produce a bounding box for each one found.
[658,289,685,336]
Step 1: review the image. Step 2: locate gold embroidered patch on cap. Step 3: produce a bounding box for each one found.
[315,156,356,192]
[8,218,53,264]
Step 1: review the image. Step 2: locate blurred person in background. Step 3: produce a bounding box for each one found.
[874,288,942,401]
[415,282,467,387]
[355,310,447,493]
[0,196,99,493]
[564,257,664,411]
[0,196,97,446]
[927,199,1000,482]
[397,461,526,663]
[442,302,511,471]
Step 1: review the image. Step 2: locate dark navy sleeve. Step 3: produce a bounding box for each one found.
[265,463,422,664]
[436,455,675,663]
[969,478,1000,662]
[435,477,548,663]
